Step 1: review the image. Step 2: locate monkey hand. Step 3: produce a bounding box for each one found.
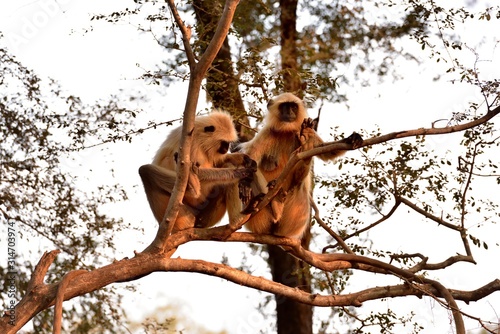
[237,157,257,205]
[342,132,363,149]
[267,179,277,189]
[301,117,317,131]
[270,189,287,223]
[299,118,317,151]
[190,161,200,175]
[241,193,265,214]
[242,154,258,172]
[238,182,252,206]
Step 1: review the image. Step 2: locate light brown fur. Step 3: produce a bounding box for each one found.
[139,111,255,232]
[239,93,356,239]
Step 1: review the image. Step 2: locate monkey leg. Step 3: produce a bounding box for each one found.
[273,188,310,240]
[140,164,201,198]
[139,164,177,223]
[171,206,197,232]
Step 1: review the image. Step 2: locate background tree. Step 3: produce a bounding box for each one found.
[0,35,147,331]
[1,1,500,333]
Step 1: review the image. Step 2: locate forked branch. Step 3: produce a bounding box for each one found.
[145,0,241,252]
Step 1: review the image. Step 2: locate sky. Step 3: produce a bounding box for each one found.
[1,0,500,333]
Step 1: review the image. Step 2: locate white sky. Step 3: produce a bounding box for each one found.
[1,0,500,333]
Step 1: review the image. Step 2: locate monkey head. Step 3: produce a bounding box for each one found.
[265,93,307,132]
[195,111,238,165]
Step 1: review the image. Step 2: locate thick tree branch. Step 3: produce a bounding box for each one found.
[144,0,240,253]
[2,248,498,333]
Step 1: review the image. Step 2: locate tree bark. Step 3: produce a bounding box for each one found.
[267,1,313,333]
[192,0,252,141]
[279,0,303,96]
[268,231,313,334]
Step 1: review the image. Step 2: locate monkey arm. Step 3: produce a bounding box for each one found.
[195,167,255,185]
[315,132,364,161]
[301,118,363,162]
[215,152,256,168]
[140,163,254,196]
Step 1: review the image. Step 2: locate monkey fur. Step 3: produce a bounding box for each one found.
[238,93,362,239]
[139,111,256,232]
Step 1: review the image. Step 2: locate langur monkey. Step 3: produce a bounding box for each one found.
[239,93,362,239]
[139,111,256,232]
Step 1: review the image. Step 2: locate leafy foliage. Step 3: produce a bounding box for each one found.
[0,41,139,332]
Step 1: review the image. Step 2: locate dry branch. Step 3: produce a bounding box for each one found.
[2,245,498,333]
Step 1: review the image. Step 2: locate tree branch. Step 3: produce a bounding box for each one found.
[166,0,196,69]
[2,248,498,333]
[144,0,241,253]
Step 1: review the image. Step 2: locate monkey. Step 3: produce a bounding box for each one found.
[139,111,256,232]
[237,92,363,240]
[53,270,87,334]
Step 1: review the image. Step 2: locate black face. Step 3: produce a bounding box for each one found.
[218,140,230,154]
[278,102,298,122]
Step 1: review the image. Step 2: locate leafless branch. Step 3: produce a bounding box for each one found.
[2,243,499,333]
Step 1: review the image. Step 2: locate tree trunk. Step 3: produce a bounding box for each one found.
[268,231,313,334]
[193,1,313,332]
[192,0,252,141]
[266,1,313,333]
[279,0,303,96]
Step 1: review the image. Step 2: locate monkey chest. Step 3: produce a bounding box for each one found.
[259,140,297,181]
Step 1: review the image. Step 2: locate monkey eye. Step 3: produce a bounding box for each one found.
[204,125,216,132]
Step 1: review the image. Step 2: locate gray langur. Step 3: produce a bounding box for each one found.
[139,111,256,232]
[238,93,362,239]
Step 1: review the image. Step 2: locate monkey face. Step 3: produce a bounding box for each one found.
[277,102,299,122]
[202,124,233,154]
[266,93,307,132]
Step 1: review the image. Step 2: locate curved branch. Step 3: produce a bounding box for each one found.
[2,249,498,333]
[323,198,402,253]
[421,277,465,334]
[310,195,354,254]
[53,270,87,334]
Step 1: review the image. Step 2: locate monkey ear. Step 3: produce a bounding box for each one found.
[204,125,216,132]
[311,117,319,131]
[267,99,275,109]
